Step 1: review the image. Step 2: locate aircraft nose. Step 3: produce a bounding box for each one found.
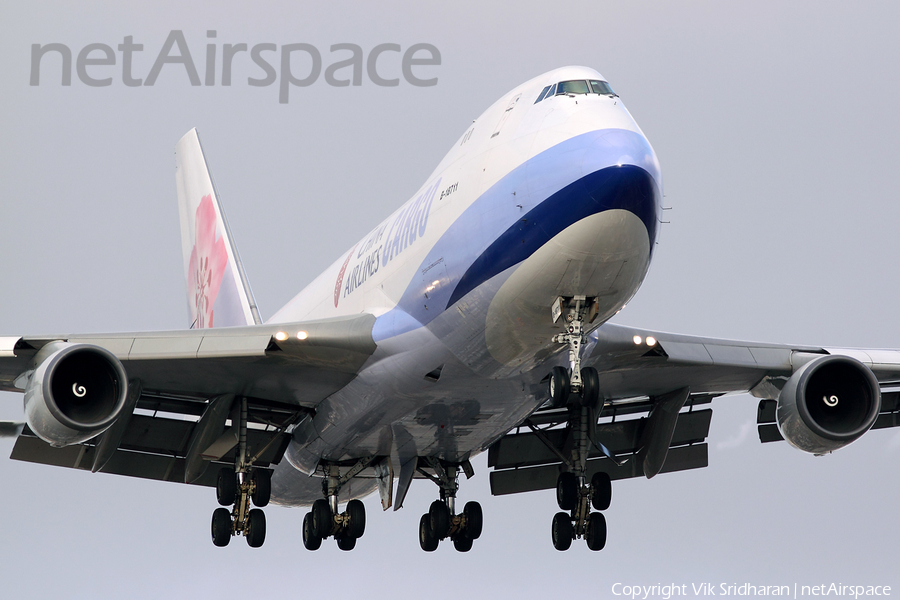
[575,129,662,248]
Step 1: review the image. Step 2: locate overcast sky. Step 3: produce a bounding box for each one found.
[2,2,900,598]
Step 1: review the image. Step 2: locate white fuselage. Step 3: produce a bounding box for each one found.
[267,66,663,505]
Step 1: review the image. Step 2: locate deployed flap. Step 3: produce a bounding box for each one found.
[175,128,261,329]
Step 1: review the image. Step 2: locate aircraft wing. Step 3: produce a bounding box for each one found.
[0,314,376,487]
[488,321,900,497]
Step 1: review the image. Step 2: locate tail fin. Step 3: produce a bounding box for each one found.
[174,128,261,329]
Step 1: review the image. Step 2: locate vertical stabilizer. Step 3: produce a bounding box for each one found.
[175,129,261,328]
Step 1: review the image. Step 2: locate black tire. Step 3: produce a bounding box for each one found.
[428,500,451,539]
[211,507,232,547]
[346,499,366,539]
[311,498,333,539]
[336,534,356,551]
[590,471,612,511]
[418,514,438,552]
[549,366,570,408]
[453,534,473,552]
[551,512,573,551]
[302,512,322,550]
[251,469,271,508]
[556,472,578,511]
[463,501,483,540]
[216,468,236,506]
[580,367,600,409]
[586,512,607,551]
[246,508,266,548]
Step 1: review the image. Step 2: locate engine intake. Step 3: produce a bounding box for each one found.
[24,342,129,447]
[776,354,880,455]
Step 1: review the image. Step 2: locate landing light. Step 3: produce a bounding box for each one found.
[297,331,308,340]
[274,331,288,341]
[646,336,657,347]
[633,335,642,345]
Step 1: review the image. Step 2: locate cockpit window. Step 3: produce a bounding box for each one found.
[557,80,590,95]
[590,80,616,96]
[535,79,616,104]
[534,85,552,104]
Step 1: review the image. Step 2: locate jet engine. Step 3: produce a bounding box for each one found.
[776,354,880,455]
[23,342,129,447]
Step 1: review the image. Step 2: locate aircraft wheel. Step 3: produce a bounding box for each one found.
[586,512,607,551]
[463,501,483,539]
[311,499,333,539]
[336,534,356,551]
[551,512,573,551]
[302,512,322,550]
[556,472,578,511]
[428,500,451,539]
[216,468,236,506]
[590,471,612,511]
[211,507,232,547]
[453,534,473,552]
[246,509,266,548]
[346,499,366,539]
[251,469,271,507]
[419,514,439,552]
[549,366,570,408]
[580,367,600,409]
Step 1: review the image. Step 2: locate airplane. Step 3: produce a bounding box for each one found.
[2,65,898,553]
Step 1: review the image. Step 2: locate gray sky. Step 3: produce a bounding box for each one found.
[2,1,900,597]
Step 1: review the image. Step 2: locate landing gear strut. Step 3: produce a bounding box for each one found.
[545,295,612,551]
[210,398,272,548]
[416,458,482,552]
[302,459,373,551]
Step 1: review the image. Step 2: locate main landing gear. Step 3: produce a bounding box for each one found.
[552,470,611,551]
[301,460,372,551]
[545,295,612,551]
[417,458,483,552]
[211,398,272,548]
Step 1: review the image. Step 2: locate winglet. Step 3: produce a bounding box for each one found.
[175,129,261,328]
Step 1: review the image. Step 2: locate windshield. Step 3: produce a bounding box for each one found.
[589,80,616,96]
[557,80,590,95]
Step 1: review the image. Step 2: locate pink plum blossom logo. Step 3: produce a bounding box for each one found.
[334,244,358,308]
[188,194,228,328]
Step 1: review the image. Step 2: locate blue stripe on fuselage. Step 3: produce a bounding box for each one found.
[372,128,661,342]
[446,164,659,308]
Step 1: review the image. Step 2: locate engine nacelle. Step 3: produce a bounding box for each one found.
[23,342,129,447]
[776,354,880,455]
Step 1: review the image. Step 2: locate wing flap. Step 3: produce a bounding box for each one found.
[489,444,708,496]
[10,403,295,487]
[488,405,713,496]
[488,409,711,470]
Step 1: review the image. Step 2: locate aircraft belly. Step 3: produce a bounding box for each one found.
[270,461,378,507]
[485,209,650,368]
[278,326,547,497]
